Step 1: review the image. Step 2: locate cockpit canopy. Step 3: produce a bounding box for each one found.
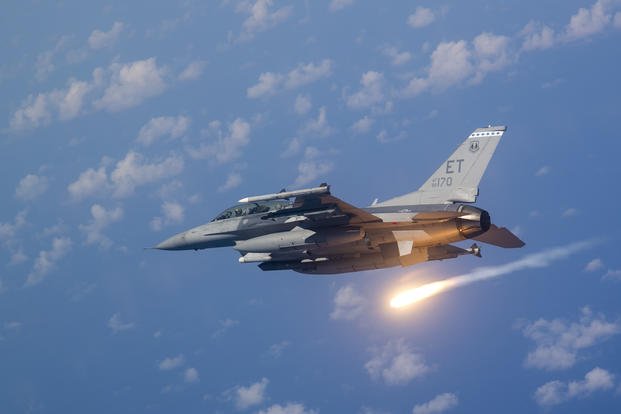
[211,199,292,221]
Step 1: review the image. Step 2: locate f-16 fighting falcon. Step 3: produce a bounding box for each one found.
[155,125,524,274]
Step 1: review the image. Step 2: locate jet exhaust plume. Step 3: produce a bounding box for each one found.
[390,241,595,308]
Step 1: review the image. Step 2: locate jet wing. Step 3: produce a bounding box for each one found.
[473,224,525,248]
[296,193,383,225]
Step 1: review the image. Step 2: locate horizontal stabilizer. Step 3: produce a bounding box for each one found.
[473,224,525,248]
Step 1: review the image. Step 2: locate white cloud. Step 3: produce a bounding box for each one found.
[15,174,48,201]
[585,258,604,272]
[68,166,108,200]
[108,313,135,334]
[615,11,621,27]
[150,201,185,231]
[234,377,269,410]
[535,165,551,176]
[247,60,332,98]
[351,116,374,134]
[0,211,28,253]
[412,393,459,414]
[565,0,611,41]
[365,339,430,385]
[178,60,206,81]
[293,146,334,187]
[472,32,511,82]
[184,367,200,383]
[187,118,251,164]
[237,0,292,40]
[256,403,318,414]
[267,341,290,358]
[535,367,615,406]
[80,204,123,248]
[110,151,184,197]
[219,172,243,192]
[522,307,621,371]
[11,58,169,130]
[329,0,354,12]
[285,59,332,90]
[300,106,332,137]
[212,318,239,338]
[603,269,621,281]
[88,21,124,49]
[381,46,412,66]
[282,137,302,157]
[330,284,366,321]
[34,36,70,81]
[94,58,167,112]
[294,94,312,115]
[521,21,556,51]
[137,115,190,146]
[25,237,72,286]
[408,7,435,28]
[158,354,185,370]
[562,208,578,218]
[346,71,385,109]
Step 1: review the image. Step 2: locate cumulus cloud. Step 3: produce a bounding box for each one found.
[110,152,184,198]
[329,0,354,12]
[300,106,332,137]
[79,204,123,248]
[534,367,615,406]
[0,211,28,255]
[108,313,135,334]
[408,7,435,28]
[187,118,251,164]
[158,354,185,370]
[236,0,292,40]
[88,21,124,49]
[247,60,332,98]
[381,46,412,66]
[330,284,367,321]
[94,58,167,112]
[137,115,190,146]
[346,71,386,109]
[184,367,200,383]
[150,201,185,231]
[256,403,318,414]
[11,58,169,130]
[218,172,243,192]
[293,146,333,187]
[565,0,612,40]
[351,116,374,134]
[535,165,551,176]
[294,94,312,115]
[234,377,269,410]
[585,258,604,272]
[603,269,621,281]
[34,36,71,81]
[365,339,430,385]
[69,152,183,200]
[267,341,290,358]
[212,318,239,338]
[25,237,72,286]
[521,21,557,51]
[562,208,578,218]
[178,60,206,81]
[15,174,48,201]
[521,307,620,371]
[68,166,108,200]
[412,393,459,414]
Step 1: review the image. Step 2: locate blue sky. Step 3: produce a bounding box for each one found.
[2,1,621,413]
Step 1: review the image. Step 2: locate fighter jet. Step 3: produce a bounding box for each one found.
[155,125,524,274]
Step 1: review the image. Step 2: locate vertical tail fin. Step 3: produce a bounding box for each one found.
[377,125,507,206]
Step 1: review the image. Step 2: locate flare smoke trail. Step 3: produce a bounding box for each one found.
[390,240,596,308]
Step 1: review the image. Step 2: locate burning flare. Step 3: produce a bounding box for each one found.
[390,241,595,309]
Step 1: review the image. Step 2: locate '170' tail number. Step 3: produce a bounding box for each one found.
[431,176,453,188]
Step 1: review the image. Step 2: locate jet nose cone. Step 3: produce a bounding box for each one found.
[155,232,187,250]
